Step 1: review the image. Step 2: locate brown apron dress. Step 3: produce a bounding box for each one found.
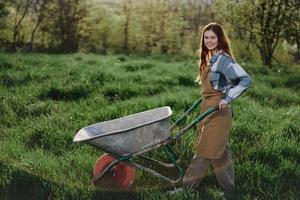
[194,64,232,159]
[181,63,235,193]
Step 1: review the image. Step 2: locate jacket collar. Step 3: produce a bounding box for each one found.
[209,53,219,65]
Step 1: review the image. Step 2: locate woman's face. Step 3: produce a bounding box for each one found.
[204,30,218,52]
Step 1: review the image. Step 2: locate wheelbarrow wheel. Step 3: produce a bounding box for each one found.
[93,153,135,188]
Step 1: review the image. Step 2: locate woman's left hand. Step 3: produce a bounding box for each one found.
[219,99,229,110]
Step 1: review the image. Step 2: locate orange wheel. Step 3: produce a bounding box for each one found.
[93,153,135,188]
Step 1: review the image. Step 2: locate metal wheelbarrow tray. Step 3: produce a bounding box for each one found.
[73,106,172,157]
[73,98,218,187]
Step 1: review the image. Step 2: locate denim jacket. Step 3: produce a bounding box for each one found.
[209,52,252,103]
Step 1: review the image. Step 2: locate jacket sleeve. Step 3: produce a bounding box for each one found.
[218,55,252,103]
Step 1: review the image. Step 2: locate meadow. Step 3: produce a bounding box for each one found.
[0,52,299,199]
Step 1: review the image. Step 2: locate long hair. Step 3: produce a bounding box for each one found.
[196,22,233,82]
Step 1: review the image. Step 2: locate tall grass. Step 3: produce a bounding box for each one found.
[0,52,299,199]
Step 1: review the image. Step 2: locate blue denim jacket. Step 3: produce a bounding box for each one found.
[209,52,252,103]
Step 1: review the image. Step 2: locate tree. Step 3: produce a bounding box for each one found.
[0,1,9,29]
[10,0,33,49]
[48,0,87,52]
[181,0,208,34]
[121,0,132,53]
[0,0,9,48]
[214,0,297,66]
[28,0,51,51]
[181,0,216,53]
[282,1,300,61]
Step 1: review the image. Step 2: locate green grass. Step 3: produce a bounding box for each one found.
[0,52,300,199]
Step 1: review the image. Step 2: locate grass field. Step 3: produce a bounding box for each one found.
[0,52,300,199]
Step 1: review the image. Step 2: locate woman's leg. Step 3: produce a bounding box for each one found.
[211,146,235,193]
[182,156,211,190]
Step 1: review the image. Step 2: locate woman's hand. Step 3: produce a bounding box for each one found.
[219,99,229,110]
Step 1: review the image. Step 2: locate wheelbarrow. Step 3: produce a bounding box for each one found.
[73,98,218,188]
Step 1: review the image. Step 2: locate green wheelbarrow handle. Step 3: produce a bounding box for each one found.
[172,105,219,141]
[169,98,202,131]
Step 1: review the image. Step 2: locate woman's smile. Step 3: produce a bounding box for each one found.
[204,30,218,52]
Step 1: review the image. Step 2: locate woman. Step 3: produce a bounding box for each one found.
[181,22,252,196]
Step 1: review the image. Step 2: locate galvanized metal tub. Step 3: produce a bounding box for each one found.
[73,106,172,156]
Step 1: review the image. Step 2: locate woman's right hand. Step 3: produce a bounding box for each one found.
[218,99,229,110]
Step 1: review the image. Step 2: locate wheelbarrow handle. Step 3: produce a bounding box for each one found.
[169,97,202,131]
[172,106,219,141]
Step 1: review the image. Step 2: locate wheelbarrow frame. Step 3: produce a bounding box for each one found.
[89,98,219,185]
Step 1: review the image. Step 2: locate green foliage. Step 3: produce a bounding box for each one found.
[1,0,298,65]
[214,0,298,66]
[0,0,216,56]
[0,53,299,199]
[0,1,9,33]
